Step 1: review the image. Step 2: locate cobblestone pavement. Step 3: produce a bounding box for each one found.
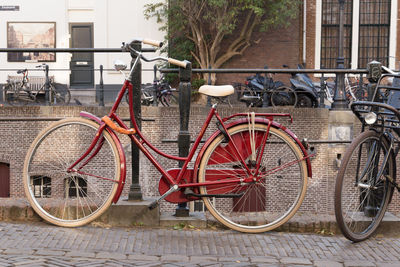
[0,222,400,266]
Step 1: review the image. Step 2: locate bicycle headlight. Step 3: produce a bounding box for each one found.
[365,112,377,125]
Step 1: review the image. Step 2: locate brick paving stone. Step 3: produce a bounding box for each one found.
[96,252,127,260]
[65,251,96,258]
[313,259,343,267]
[280,257,312,265]
[377,263,400,267]
[34,249,65,256]
[344,260,376,267]
[3,249,34,255]
[189,256,218,262]
[160,254,189,262]
[127,254,160,261]
[249,256,279,263]
[218,257,249,263]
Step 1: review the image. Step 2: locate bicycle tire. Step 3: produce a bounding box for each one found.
[335,130,393,242]
[23,118,122,227]
[50,83,71,105]
[271,86,297,107]
[198,124,308,233]
[4,83,29,106]
[160,93,178,107]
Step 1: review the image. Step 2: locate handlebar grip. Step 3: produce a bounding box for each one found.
[143,39,163,48]
[168,58,187,68]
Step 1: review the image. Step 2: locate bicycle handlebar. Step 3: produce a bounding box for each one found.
[123,38,188,69]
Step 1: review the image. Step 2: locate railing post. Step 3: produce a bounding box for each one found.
[44,64,50,105]
[262,66,269,107]
[207,65,212,106]
[331,0,348,109]
[153,64,158,106]
[319,72,325,108]
[128,41,143,201]
[176,60,192,217]
[99,65,104,107]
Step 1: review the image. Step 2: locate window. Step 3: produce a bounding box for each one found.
[358,0,391,68]
[31,176,51,198]
[321,0,353,68]
[317,0,395,69]
[65,177,87,198]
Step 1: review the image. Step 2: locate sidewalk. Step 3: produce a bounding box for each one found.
[2,198,400,236]
[1,221,400,266]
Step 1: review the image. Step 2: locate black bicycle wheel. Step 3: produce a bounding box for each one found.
[335,130,393,242]
[160,93,178,107]
[50,83,71,105]
[4,83,31,106]
[271,86,297,107]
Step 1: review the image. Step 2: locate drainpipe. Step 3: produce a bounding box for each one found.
[302,0,307,66]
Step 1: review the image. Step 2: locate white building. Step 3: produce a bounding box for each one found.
[0,0,164,103]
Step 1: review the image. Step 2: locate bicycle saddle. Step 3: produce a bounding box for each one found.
[17,69,27,74]
[199,85,234,97]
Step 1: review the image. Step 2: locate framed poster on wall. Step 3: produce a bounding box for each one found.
[7,22,56,62]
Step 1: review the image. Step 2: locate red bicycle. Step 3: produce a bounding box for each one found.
[23,39,313,233]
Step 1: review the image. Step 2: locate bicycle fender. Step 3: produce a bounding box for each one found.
[79,112,127,203]
[192,118,313,184]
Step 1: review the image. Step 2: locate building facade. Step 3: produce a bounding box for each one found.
[0,0,163,102]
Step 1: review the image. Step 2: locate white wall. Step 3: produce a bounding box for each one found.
[0,0,164,85]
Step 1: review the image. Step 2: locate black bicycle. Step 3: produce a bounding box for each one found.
[3,64,71,106]
[125,74,178,107]
[334,66,400,242]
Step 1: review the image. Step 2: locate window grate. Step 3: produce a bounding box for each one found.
[358,0,391,68]
[321,0,353,69]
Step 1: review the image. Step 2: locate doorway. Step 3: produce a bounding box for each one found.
[0,163,10,197]
[69,23,94,87]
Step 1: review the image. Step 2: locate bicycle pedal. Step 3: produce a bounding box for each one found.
[148,200,159,210]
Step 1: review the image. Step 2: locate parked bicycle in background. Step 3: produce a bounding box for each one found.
[3,63,71,106]
[139,73,178,107]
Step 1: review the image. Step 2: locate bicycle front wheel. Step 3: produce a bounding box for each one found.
[198,124,308,233]
[50,83,71,105]
[4,83,28,106]
[335,130,393,242]
[23,118,121,227]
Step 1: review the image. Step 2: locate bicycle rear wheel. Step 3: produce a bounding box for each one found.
[23,118,121,227]
[160,93,178,107]
[335,130,393,242]
[271,86,297,107]
[198,124,308,233]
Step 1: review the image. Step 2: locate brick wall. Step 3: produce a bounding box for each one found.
[0,105,399,215]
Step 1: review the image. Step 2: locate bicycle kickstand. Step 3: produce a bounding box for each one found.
[148,184,179,210]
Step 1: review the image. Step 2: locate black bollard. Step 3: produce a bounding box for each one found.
[128,42,143,201]
[176,60,192,217]
[207,65,212,107]
[153,64,158,106]
[44,64,50,105]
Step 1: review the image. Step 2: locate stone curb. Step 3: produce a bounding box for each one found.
[1,199,400,235]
